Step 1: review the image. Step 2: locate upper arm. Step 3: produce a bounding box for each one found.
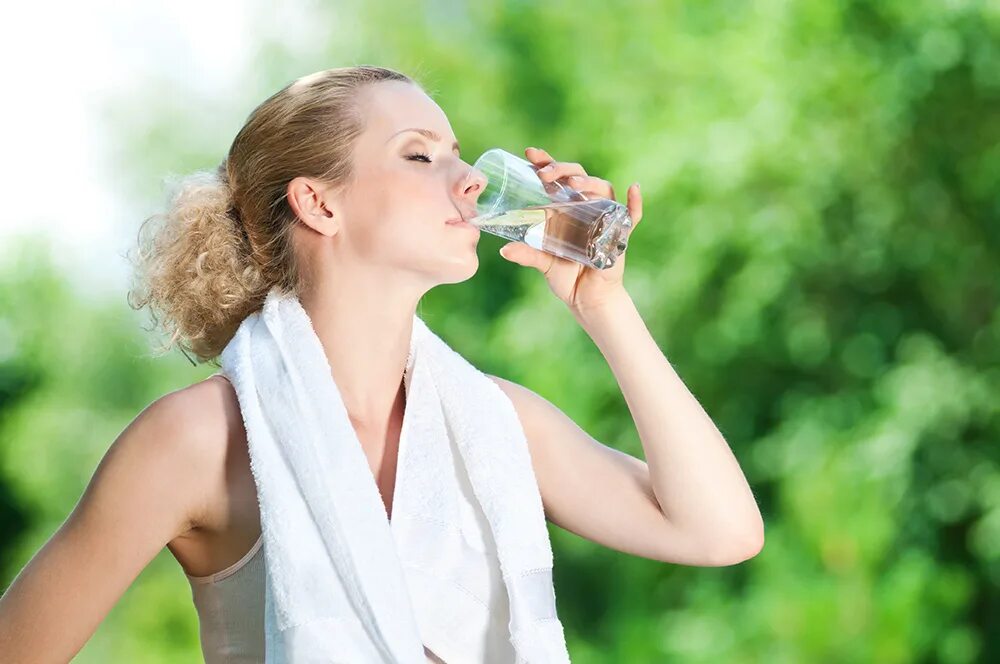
[487,374,736,566]
[0,384,224,662]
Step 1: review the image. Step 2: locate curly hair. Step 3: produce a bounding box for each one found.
[126,65,417,366]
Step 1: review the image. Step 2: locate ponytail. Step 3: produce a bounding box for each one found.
[126,164,270,365]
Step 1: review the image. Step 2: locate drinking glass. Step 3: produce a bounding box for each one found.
[462,148,633,270]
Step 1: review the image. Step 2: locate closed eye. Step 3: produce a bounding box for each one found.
[405,152,432,163]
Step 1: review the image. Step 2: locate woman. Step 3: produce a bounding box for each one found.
[0,65,764,662]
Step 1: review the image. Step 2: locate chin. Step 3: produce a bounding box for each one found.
[439,251,480,284]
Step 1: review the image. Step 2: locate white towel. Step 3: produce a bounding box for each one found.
[219,286,572,663]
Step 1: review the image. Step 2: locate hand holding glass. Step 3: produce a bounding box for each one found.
[462,148,633,270]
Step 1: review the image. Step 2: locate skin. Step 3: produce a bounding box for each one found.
[0,79,763,663]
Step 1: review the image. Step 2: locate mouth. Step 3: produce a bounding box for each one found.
[445,217,479,233]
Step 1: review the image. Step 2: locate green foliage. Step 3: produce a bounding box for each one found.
[2,1,997,662]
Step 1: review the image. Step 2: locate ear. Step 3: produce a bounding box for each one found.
[287,176,341,238]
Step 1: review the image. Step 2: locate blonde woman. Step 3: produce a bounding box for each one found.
[0,65,764,663]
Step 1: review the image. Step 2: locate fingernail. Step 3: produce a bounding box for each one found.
[539,164,553,172]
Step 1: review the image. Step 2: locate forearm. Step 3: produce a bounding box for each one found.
[572,291,764,555]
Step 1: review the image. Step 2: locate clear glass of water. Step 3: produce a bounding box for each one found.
[462,148,633,270]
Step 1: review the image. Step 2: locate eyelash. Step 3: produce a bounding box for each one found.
[405,152,432,163]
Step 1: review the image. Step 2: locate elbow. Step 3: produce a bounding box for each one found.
[735,531,765,563]
[709,526,765,567]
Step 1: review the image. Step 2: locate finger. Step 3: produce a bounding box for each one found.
[499,241,557,275]
[535,161,588,183]
[566,175,615,201]
[626,183,643,227]
[526,148,614,203]
[525,148,589,182]
[525,146,554,167]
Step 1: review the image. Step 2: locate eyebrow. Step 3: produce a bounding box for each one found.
[388,127,461,154]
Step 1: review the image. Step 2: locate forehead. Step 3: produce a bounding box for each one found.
[360,81,454,140]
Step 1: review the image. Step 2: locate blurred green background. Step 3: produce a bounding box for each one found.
[1,1,998,662]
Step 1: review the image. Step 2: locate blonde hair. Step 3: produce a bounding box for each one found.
[127,65,417,366]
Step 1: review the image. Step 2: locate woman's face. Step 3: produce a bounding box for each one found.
[310,80,486,287]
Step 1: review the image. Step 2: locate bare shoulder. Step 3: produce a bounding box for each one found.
[138,373,246,532]
[154,373,237,432]
[484,373,550,434]
[164,373,244,454]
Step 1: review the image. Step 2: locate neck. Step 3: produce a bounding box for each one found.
[296,266,426,430]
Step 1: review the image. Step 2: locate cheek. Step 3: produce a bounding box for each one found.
[339,168,454,257]
[342,196,439,259]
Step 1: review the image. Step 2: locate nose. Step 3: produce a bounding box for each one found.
[457,166,487,200]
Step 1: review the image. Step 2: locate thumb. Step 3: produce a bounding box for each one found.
[499,242,548,271]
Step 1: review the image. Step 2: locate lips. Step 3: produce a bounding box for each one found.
[446,217,479,233]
